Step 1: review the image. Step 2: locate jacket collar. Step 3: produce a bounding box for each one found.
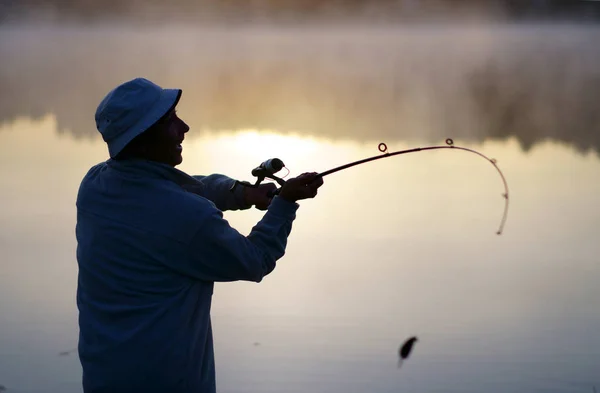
[106,158,202,188]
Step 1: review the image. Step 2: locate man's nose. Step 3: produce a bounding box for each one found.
[179,118,190,134]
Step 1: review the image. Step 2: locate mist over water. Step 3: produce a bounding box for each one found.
[1,22,599,153]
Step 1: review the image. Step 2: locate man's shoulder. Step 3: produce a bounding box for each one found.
[77,161,108,198]
[79,161,109,185]
[77,174,218,245]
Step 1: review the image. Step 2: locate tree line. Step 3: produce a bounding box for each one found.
[1,0,599,23]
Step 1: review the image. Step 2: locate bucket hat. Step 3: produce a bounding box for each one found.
[95,78,182,158]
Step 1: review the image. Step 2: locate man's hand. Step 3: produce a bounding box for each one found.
[278,172,324,203]
[243,183,278,210]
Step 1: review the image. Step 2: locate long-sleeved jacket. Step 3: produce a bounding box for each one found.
[75,158,299,393]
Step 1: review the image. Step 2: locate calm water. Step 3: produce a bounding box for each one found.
[1,23,599,393]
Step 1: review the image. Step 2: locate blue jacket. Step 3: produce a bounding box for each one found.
[76,159,299,393]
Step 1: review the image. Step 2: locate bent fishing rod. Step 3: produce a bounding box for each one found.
[230,138,510,235]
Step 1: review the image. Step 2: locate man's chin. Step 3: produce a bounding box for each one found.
[172,154,183,167]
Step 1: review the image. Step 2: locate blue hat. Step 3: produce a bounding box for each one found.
[95,78,182,158]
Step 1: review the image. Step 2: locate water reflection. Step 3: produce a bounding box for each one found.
[1,115,599,392]
[0,23,599,153]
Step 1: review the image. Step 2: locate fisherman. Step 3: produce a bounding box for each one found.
[75,77,324,393]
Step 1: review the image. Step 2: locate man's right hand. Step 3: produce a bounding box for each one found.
[278,172,324,203]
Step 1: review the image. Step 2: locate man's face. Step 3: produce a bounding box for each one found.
[146,109,190,167]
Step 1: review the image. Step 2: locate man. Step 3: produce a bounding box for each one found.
[76,77,324,393]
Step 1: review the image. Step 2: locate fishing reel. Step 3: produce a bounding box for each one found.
[229,158,287,193]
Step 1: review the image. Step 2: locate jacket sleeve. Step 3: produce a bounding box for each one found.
[188,174,252,212]
[177,196,299,283]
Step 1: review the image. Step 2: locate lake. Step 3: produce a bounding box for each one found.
[0,22,599,393]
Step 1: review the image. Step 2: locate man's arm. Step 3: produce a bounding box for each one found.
[174,195,299,283]
[164,172,323,283]
[187,174,251,211]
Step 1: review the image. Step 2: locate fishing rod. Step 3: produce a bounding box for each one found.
[230,138,510,235]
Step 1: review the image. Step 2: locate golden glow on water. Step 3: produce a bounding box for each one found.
[1,117,600,392]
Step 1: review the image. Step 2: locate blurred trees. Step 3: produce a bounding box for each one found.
[1,0,599,22]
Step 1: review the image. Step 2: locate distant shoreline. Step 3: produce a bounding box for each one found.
[1,1,600,26]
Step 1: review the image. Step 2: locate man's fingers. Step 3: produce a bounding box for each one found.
[277,171,323,202]
[256,196,272,210]
[296,172,318,181]
[302,183,320,199]
[295,173,321,186]
[297,173,322,199]
[310,176,324,188]
[262,183,277,192]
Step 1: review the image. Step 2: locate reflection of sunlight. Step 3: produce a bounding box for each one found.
[231,130,319,160]
[180,129,358,184]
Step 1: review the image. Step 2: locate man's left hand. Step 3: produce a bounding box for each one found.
[243,183,278,210]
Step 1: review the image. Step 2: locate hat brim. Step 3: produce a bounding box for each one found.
[108,88,182,158]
